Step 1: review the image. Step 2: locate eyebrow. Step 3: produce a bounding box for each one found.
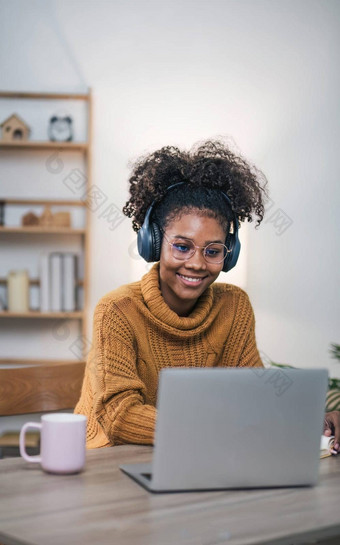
[170,234,225,244]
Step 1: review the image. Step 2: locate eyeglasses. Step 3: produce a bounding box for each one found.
[162,232,231,264]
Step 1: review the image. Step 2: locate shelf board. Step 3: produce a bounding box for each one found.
[0,140,88,151]
[0,226,86,234]
[0,311,84,319]
[0,198,86,207]
[0,277,84,286]
[0,91,90,100]
[0,358,85,367]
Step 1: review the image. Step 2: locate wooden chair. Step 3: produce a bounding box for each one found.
[0,360,85,458]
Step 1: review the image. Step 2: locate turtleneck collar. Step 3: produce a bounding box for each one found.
[141,263,215,331]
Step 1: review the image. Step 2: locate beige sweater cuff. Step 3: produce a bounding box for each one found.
[114,403,157,445]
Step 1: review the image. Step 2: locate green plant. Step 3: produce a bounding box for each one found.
[327,344,340,410]
[329,343,340,362]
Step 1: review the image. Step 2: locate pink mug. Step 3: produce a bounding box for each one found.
[20,413,87,474]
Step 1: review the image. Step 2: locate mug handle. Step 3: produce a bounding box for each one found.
[19,422,42,463]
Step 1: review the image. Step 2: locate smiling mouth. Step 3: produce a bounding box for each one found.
[177,273,207,285]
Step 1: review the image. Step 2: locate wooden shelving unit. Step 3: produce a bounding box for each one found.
[0,89,92,365]
[0,141,88,151]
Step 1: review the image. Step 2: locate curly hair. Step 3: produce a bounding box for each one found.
[123,139,268,234]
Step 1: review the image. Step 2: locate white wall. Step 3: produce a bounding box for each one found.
[1,0,340,377]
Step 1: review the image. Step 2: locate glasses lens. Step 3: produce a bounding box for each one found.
[204,243,227,264]
[171,239,195,260]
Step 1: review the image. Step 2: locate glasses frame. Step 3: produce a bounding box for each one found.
[162,232,231,265]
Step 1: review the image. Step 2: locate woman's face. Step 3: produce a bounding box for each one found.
[159,213,226,316]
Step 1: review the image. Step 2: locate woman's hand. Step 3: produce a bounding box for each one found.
[324,411,340,454]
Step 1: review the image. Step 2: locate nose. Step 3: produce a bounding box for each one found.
[184,248,207,271]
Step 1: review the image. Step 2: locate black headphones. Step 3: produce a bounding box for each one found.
[137,183,241,272]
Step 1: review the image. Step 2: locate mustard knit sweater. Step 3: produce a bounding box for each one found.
[75,263,263,449]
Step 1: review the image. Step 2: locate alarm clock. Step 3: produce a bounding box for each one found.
[48,112,73,142]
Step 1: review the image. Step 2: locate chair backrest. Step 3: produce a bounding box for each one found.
[0,360,85,416]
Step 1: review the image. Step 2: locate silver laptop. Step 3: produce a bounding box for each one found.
[120,367,328,492]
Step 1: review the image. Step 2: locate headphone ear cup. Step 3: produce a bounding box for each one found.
[137,182,186,263]
[150,223,162,262]
[137,213,152,262]
[220,192,241,273]
[222,232,233,272]
[137,204,163,262]
[222,230,241,272]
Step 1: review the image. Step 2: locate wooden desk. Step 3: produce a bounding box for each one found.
[0,446,339,545]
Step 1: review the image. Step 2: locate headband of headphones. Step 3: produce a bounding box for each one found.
[137,182,240,272]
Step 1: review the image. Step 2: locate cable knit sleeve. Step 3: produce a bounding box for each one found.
[237,292,263,368]
[76,298,156,447]
[220,287,264,369]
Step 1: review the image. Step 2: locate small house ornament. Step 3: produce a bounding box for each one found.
[0,114,31,141]
[22,212,40,226]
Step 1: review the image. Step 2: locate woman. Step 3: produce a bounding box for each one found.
[75,139,340,452]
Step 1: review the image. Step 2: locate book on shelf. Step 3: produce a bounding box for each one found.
[40,252,50,312]
[63,253,77,312]
[39,252,79,312]
[50,253,63,312]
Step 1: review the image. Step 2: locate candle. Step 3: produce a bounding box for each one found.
[7,270,30,313]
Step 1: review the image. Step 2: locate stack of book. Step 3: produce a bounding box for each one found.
[40,252,79,312]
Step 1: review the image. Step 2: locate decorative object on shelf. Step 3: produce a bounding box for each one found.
[7,270,30,312]
[22,211,40,226]
[0,113,31,141]
[0,201,4,226]
[53,211,71,228]
[20,206,71,228]
[48,112,73,142]
[39,205,54,227]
